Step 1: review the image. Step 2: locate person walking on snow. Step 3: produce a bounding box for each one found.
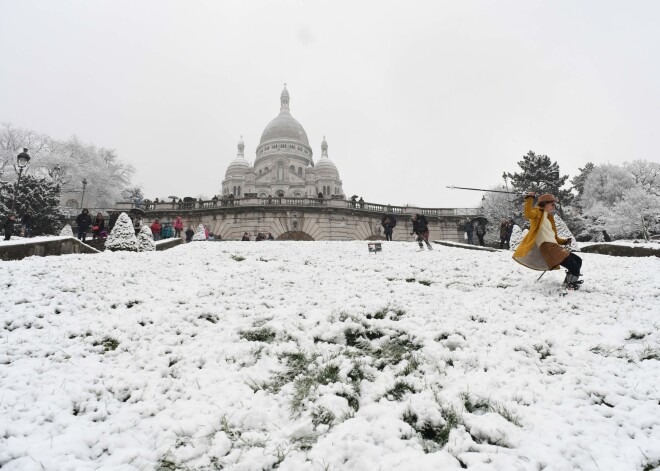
[411,214,433,250]
[513,193,583,290]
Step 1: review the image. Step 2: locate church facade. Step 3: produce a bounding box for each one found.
[221,86,344,199]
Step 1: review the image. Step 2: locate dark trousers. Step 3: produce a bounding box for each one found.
[384,229,393,241]
[560,253,582,276]
[4,228,11,241]
[477,234,485,246]
[500,237,511,250]
[416,230,431,248]
[77,230,87,242]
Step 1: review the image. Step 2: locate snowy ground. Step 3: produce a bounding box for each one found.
[1,241,659,471]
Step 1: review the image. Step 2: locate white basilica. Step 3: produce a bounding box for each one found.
[221,86,344,199]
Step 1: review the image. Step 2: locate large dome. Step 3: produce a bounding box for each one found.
[259,112,309,146]
[258,85,309,146]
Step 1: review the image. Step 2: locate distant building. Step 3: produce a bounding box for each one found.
[221,85,344,199]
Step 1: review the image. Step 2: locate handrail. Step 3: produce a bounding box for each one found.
[113,197,483,217]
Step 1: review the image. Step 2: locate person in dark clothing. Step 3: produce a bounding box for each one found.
[75,209,93,242]
[241,232,250,241]
[92,212,105,239]
[108,211,119,232]
[381,214,397,241]
[3,214,17,241]
[465,220,474,245]
[499,219,515,249]
[350,195,357,208]
[475,221,486,246]
[267,232,274,240]
[185,226,195,243]
[21,212,34,238]
[411,214,433,250]
[358,197,364,209]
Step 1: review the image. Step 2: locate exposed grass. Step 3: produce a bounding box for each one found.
[312,406,336,427]
[627,331,647,340]
[460,391,522,427]
[373,335,422,370]
[385,380,416,400]
[399,353,421,377]
[231,254,245,262]
[93,336,119,352]
[639,345,660,361]
[418,280,432,286]
[240,327,276,343]
[199,313,218,323]
[402,406,462,449]
[589,344,634,362]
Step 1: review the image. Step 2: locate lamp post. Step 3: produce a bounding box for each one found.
[11,148,31,214]
[80,178,88,209]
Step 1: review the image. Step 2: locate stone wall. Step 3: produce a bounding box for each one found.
[0,237,99,261]
[129,200,473,242]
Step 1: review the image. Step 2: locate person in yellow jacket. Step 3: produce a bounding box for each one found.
[513,192,583,289]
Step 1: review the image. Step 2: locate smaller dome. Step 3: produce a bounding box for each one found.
[226,156,250,174]
[315,157,338,174]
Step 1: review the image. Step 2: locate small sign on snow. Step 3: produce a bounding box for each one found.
[368,242,382,254]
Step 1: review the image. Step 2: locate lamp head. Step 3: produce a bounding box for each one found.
[16,148,30,168]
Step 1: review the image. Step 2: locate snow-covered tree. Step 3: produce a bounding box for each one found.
[0,175,64,235]
[480,185,519,244]
[509,225,526,251]
[625,160,660,196]
[60,224,74,237]
[606,187,660,241]
[506,151,572,204]
[105,212,138,251]
[137,225,156,252]
[581,164,636,209]
[570,162,595,207]
[192,224,207,241]
[0,123,136,208]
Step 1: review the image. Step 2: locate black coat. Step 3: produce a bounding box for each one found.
[76,213,92,231]
[381,215,397,231]
[3,217,16,236]
[412,215,429,234]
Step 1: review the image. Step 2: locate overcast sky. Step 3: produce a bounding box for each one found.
[1,0,659,208]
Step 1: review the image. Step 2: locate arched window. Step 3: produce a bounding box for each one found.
[290,165,295,173]
[259,169,262,175]
[265,167,269,172]
[298,167,303,178]
[238,186,241,197]
[276,190,285,197]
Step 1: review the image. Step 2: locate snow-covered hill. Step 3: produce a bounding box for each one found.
[1,242,659,470]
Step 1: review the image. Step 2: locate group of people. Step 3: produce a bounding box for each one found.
[75,209,109,242]
[465,219,487,246]
[240,232,275,241]
[3,212,34,241]
[350,195,365,208]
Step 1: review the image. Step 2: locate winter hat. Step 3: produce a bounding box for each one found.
[537,194,558,205]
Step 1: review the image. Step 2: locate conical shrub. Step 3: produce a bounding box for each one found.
[105,212,138,252]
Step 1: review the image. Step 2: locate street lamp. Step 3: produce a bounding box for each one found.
[11,148,31,214]
[80,178,88,209]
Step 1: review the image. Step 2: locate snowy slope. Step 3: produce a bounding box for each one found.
[1,242,659,471]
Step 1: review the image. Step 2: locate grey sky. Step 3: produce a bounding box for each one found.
[1,0,658,208]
